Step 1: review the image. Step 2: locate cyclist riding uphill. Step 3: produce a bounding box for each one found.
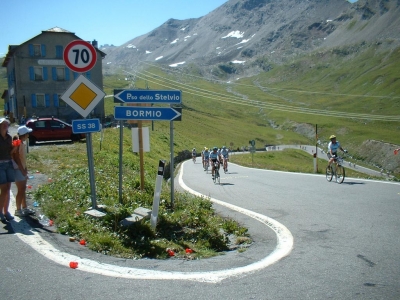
[192,148,196,158]
[220,146,229,172]
[327,135,347,169]
[210,147,220,179]
[203,147,210,170]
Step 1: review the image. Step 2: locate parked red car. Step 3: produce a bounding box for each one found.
[25,117,85,146]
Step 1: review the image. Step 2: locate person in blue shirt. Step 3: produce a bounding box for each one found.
[210,147,220,179]
[202,147,210,170]
[220,146,229,173]
[327,135,347,169]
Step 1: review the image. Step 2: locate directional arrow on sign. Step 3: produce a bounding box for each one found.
[114,106,182,121]
[114,90,181,104]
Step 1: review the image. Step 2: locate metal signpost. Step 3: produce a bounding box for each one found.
[62,40,105,216]
[113,89,182,206]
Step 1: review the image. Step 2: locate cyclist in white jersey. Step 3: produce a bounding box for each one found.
[192,148,196,162]
[220,146,229,172]
[327,135,347,169]
[203,147,210,170]
[210,147,220,179]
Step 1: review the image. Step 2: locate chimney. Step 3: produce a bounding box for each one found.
[92,39,98,48]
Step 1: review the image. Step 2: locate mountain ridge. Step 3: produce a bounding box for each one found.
[103,0,400,78]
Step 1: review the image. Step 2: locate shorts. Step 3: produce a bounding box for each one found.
[0,161,15,184]
[327,152,337,159]
[14,168,27,182]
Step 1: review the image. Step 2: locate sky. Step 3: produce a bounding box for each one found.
[0,0,228,57]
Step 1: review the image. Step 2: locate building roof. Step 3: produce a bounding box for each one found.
[2,27,106,67]
[43,26,72,33]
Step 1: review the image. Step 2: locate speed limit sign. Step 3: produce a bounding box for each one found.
[63,40,97,73]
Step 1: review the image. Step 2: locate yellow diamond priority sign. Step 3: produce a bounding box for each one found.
[61,75,105,118]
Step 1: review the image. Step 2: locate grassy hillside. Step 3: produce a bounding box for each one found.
[100,43,400,175]
[2,43,399,174]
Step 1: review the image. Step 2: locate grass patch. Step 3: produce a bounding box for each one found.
[29,129,251,260]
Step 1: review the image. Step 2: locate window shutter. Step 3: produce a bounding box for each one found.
[43,67,48,80]
[73,72,78,79]
[53,94,59,107]
[86,71,91,79]
[31,94,37,107]
[29,67,34,81]
[41,44,46,57]
[29,44,34,57]
[52,67,57,81]
[45,94,50,107]
[65,68,70,80]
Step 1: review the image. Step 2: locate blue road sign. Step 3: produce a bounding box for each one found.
[114,90,181,104]
[72,119,101,134]
[114,106,181,121]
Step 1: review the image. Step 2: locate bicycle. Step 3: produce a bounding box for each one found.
[192,155,196,163]
[326,155,346,184]
[213,161,220,185]
[204,159,209,173]
[222,157,228,173]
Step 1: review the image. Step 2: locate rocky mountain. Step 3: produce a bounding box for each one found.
[103,0,400,77]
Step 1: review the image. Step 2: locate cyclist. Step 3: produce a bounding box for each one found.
[220,146,229,172]
[192,148,197,162]
[203,147,210,170]
[210,146,220,179]
[327,135,347,169]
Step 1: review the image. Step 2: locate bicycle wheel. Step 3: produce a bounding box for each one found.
[326,166,333,182]
[216,170,220,184]
[336,166,345,184]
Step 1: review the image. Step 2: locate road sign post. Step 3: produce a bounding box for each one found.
[114,106,181,121]
[72,119,101,134]
[63,40,97,73]
[114,90,181,104]
[62,41,105,216]
[113,89,182,206]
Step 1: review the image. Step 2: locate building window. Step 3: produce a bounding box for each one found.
[58,95,67,107]
[33,44,42,57]
[36,94,46,107]
[34,67,44,81]
[56,67,65,81]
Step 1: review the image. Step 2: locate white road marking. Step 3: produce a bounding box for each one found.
[9,160,293,283]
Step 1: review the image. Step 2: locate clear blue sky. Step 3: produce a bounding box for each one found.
[0,0,227,57]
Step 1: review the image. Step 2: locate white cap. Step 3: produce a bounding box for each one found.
[0,118,10,125]
[18,125,33,135]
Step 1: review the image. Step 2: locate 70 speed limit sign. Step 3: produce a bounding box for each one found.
[63,40,97,73]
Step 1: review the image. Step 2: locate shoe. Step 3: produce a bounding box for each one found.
[212,176,214,180]
[0,213,6,223]
[4,212,14,221]
[15,209,24,217]
[23,208,35,215]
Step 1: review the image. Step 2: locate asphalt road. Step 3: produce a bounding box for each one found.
[1,152,399,299]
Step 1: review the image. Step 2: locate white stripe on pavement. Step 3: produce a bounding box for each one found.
[8,161,293,283]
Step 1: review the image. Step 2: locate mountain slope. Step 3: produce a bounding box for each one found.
[104,0,400,76]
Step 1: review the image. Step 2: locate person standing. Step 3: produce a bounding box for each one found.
[12,126,34,217]
[0,118,16,223]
